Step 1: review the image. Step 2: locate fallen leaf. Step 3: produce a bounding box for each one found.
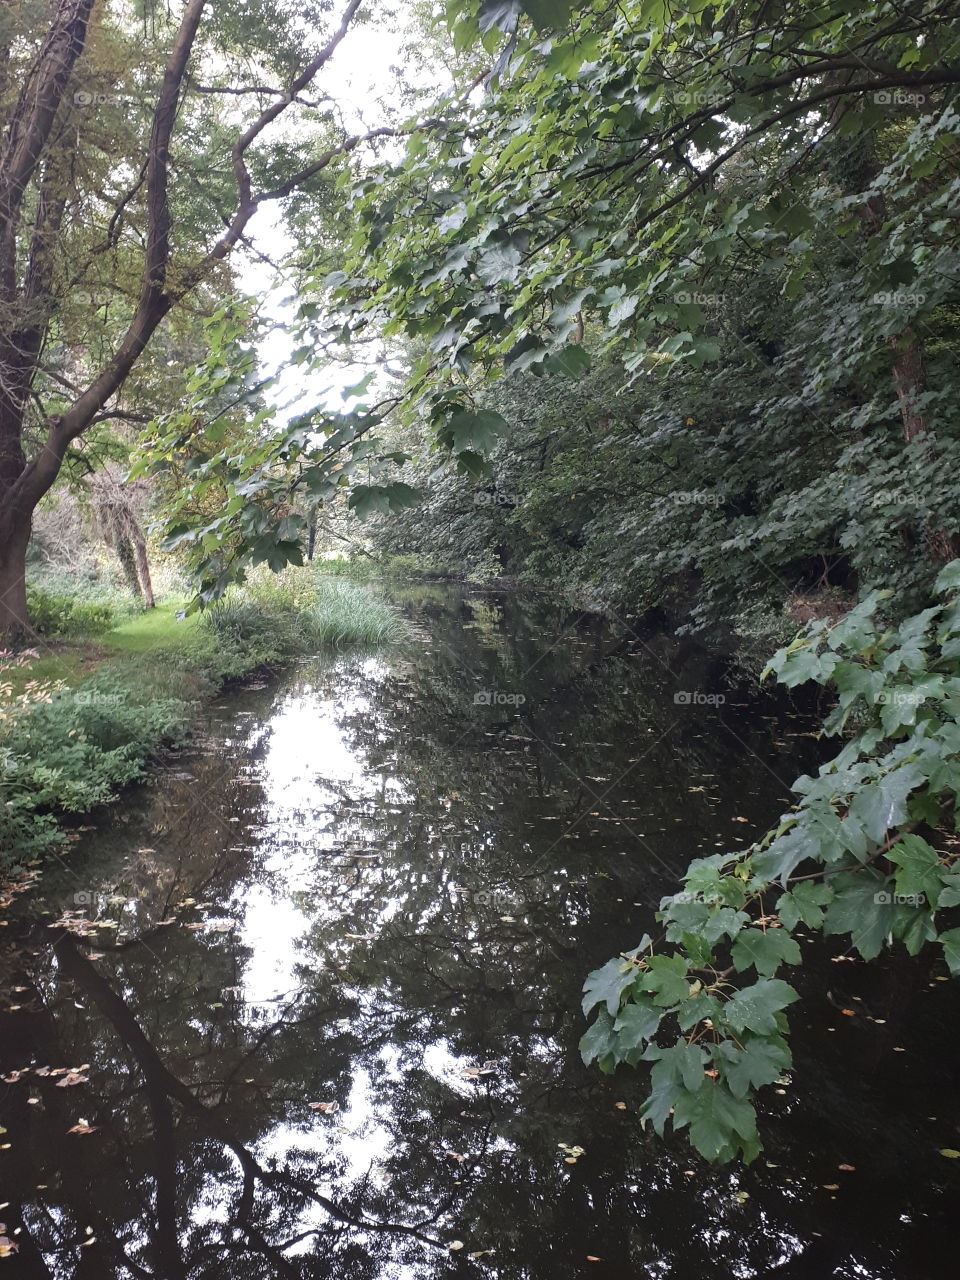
[939,1148,960,1159]
[822,1183,840,1191]
[308,1102,339,1113]
[838,1163,856,1172]
[56,1072,89,1088]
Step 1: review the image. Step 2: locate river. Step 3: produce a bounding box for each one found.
[0,584,957,1278]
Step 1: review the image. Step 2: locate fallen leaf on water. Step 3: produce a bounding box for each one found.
[0,1237,18,1258]
[614,1102,627,1111]
[939,1148,960,1159]
[308,1102,339,1113]
[56,1072,89,1088]
[586,1256,602,1262]
[822,1183,840,1191]
[838,1164,856,1172]
[449,1241,464,1251]
[67,1121,97,1135]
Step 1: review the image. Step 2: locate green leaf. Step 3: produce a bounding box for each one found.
[731,928,801,978]
[445,409,509,454]
[579,1007,619,1068]
[522,0,577,31]
[672,1082,759,1162]
[348,483,421,520]
[647,1041,709,1093]
[544,345,591,377]
[776,881,833,931]
[639,953,693,1006]
[722,979,799,1036]
[613,1000,662,1048]
[887,834,942,905]
[939,927,960,976]
[715,1037,791,1099]
[848,765,923,843]
[582,957,638,1017]
[823,875,894,960]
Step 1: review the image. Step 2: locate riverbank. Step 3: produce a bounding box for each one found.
[0,570,407,873]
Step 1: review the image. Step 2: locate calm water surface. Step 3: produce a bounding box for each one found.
[1,585,958,1279]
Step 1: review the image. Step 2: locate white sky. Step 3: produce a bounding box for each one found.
[237,3,450,414]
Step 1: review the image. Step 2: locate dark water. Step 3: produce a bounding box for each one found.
[1,585,958,1279]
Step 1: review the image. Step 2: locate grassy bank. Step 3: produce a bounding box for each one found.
[0,570,407,870]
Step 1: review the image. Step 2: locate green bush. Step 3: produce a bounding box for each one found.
[26,586,116,638]
[0,673,187,867]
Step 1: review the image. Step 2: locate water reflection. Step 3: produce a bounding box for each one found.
[0,586,957,1278]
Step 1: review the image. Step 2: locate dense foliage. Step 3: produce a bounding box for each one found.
[581,559,960,1160]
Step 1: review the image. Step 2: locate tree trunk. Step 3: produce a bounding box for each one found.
[307,507,317,561]
[116,531,143,599]
[126,512,155,607]
[0,507,33,642]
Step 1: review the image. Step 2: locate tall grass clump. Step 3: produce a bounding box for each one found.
[205,567,408,658]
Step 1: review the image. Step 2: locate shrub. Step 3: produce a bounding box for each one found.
[0,672,186,867]
[26,586,116,638]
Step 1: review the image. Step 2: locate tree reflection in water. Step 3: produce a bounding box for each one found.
[0,586,958,1279]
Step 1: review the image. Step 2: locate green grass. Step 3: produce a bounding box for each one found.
[101,600,199,654]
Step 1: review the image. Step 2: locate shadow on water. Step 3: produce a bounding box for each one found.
[0,585,958,1278]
